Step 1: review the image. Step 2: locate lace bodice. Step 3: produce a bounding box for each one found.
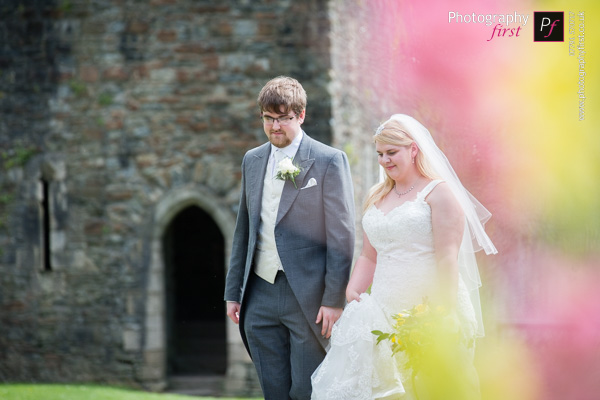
[362,180,441,316]
[363,180,477,334]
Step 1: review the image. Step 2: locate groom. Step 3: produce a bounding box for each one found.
[224,76,355,400]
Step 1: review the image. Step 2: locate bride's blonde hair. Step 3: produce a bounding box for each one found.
[363,119,439,213]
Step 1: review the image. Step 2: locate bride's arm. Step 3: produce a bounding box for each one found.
[428,182,465,308]
[345,230,377,303]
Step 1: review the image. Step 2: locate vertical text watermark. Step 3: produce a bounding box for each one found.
[569,12,586,121]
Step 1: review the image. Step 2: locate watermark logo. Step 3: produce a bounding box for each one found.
[534,12,564,42]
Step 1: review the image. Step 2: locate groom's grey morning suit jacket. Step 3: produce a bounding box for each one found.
[224,133,355,350]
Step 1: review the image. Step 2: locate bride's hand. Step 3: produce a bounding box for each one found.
[346,290,362,303]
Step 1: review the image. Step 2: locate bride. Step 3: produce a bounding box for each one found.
[311,115,497,399]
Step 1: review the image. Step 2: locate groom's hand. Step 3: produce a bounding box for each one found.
[226,301,241,324]
[316,306,343,339]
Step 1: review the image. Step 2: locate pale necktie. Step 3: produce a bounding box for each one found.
[272,149,286,178]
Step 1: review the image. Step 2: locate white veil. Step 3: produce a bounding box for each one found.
[376,114,497,337]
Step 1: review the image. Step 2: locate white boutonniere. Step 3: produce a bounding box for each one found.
[275,157,301,188]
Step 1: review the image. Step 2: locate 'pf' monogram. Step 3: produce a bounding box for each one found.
[534,12,564,42]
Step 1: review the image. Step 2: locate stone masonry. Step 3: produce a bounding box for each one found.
[0,0,333,393]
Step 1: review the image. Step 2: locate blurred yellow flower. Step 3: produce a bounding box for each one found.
[414,303,429,315]
[409,329,422,344]
[372,297,474,380]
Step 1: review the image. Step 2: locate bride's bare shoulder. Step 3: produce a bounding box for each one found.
[426,182,462,214]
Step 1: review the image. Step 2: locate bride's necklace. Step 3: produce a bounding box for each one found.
[393,183,415,197]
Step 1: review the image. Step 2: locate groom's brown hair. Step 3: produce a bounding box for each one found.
[257,76,307,116]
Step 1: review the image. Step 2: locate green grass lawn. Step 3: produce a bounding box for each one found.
[0,384,263,400]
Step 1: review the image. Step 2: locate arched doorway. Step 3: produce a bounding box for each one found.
[163,205,226,376]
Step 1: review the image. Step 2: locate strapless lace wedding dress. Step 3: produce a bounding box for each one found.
[311,180,477,400]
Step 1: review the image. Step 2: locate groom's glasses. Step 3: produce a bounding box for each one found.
[261,114,297,126]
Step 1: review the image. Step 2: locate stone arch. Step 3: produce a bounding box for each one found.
[139,186,249,389]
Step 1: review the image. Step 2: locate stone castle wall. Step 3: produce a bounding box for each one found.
[0,0,333,390]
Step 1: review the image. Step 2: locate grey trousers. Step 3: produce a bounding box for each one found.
[244,271,325,400]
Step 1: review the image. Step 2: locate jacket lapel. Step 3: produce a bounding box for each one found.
[247,143,270,226]
[276,133,315,225]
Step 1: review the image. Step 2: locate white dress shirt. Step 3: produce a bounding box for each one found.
[254,131,303,283]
